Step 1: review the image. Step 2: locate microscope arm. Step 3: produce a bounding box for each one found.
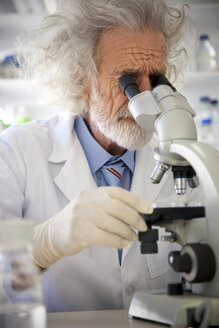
[170,140,219,295]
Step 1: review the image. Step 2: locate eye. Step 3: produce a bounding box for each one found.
[118,71,139,80]
[131,73,138,79]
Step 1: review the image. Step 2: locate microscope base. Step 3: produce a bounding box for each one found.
[129,291,219,328]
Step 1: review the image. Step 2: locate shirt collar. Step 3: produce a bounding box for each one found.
[74,117,135,174]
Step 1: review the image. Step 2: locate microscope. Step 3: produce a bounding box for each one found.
[118,74,219,328]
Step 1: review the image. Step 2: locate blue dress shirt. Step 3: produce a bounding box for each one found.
[74,116,135,191]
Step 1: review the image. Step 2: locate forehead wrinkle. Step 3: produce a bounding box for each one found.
[128,47,166,58]
[112,47,166,64]
[111,46,166,67]
[113,44,166,53]
[111,57,165,77]
[111,45,166,59]
[129,51,166,67]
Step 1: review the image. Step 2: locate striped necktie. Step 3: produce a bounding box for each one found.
[101,159,126,265]
[101,159,126,187]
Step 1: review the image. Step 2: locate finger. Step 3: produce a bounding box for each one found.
[102,186,153,214]
[104,198,147,231]
[91,228,132,249]
[93,212,138,241]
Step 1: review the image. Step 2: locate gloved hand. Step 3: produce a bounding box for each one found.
[32,186,153,268]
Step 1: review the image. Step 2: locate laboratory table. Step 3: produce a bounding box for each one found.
[47,309,166,328]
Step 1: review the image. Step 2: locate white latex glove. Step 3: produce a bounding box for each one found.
[32,186,153,268]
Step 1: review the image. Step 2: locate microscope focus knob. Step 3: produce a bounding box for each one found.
[168,244,216,283]
[168,251,192,273]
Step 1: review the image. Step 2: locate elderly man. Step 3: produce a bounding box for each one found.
[0,0,195,312]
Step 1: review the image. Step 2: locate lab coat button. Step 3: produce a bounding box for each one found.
[126,285,135,295]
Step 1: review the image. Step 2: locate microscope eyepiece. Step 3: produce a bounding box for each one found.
[118,74,141,100]
[150,73,177,92]
[118,73,176,99]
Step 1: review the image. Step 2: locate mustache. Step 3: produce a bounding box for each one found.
[115,103,134,120]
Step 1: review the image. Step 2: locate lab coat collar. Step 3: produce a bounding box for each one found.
[49,112,77,163]
[49,113,96,201]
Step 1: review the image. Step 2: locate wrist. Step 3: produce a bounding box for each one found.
[32,219,63,268]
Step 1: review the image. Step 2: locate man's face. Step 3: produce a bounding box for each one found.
[85,27,167,153]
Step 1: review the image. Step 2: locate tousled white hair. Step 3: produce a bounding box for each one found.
[16,0,197,114]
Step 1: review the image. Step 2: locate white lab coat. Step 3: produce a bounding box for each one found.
[0,112,180,312]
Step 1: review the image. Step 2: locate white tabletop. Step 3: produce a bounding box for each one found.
[47,309,166,328]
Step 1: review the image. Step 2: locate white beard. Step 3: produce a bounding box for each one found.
[89,88,153,150]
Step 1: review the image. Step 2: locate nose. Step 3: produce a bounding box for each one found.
[136,75,151,92]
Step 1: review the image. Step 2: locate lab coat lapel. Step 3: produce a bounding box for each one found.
[54,136,96,201]
[49,113,96,201]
